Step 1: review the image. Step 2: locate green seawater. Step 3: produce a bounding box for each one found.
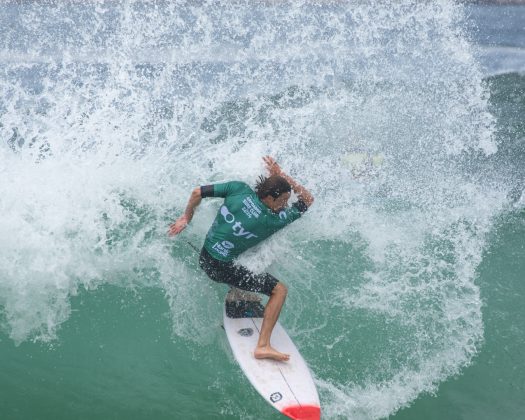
[394,213,525,420]
[1,211,524,420]
[1,73,524,419]
[391,72,525,420]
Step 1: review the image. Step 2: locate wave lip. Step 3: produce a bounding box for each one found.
[476,45,525,76]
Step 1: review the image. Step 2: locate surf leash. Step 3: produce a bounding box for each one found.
[186,241,200,254]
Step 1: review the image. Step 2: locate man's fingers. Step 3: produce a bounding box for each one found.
[263,156,278,171]
[169,227,182,236]
[168,221,186,236]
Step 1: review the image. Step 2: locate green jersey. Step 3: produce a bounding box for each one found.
[201,181,306,261]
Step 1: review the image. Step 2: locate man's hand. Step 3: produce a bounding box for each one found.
[263,155,284,177]
[263,155,314,208]
[168,187,203,238]
[168,215,189,237]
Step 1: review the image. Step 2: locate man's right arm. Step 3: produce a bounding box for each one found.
[167,182,242,237]
[168,187,202,237]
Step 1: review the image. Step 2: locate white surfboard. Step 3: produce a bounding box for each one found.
[223,288,321,420]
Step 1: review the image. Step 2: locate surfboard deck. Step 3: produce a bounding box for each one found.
[223,288,321,420]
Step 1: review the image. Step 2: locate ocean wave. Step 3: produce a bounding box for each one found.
[0,1,512,418]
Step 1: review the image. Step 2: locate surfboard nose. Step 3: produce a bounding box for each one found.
[282,404,321,420]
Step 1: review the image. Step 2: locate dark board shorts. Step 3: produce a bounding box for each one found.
[199,247,278,296]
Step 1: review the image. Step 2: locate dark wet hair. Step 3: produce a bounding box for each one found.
[255,175,291,199]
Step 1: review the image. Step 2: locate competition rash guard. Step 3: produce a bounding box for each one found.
[201,181,308,262]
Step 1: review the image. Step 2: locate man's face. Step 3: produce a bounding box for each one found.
[272,192,291,211]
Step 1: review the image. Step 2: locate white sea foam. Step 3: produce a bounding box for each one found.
[0,1,509,418]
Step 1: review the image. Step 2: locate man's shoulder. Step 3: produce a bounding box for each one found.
[209,180,254,198]
[265,200,307,227]
[227,181,254,195]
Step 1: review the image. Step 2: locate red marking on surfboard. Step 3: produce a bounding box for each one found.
[282,404,321,420]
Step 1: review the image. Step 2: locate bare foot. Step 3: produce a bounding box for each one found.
[254,345,290,362]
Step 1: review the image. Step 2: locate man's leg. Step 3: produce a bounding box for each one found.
[200,252,290,362]
[254,282,290,362]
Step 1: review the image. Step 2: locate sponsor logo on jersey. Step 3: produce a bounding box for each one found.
[210,204,260,257]
[212,240,234,257]
[241,197,262,219]
[220,205,258,239]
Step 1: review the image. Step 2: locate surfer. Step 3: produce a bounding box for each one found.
[168,156,314,361]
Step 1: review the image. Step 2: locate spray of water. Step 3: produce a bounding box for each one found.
[0,1,509,417]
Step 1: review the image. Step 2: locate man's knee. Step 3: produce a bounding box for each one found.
[273,282,288,297]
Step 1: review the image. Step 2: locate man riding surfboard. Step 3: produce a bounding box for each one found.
[168,156,314,361]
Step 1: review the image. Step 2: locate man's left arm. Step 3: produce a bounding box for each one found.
[263,155,314,209]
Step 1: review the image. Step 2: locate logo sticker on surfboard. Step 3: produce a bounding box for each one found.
[270,392,283,403]
[237,328,254,337]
